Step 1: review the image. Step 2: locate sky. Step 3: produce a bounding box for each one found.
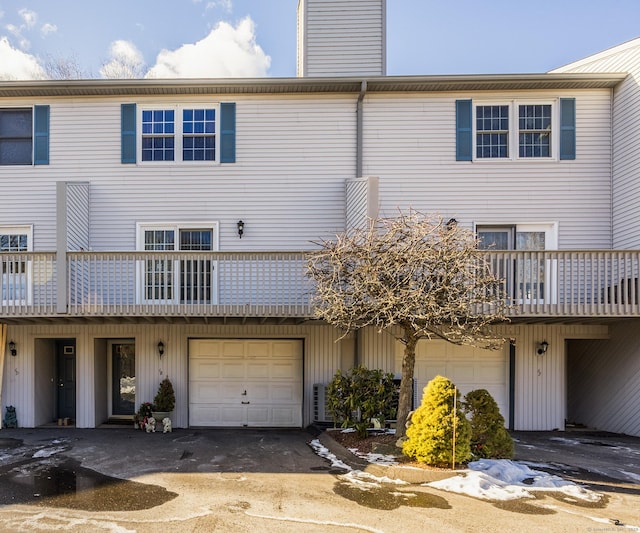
[1,0,640,80]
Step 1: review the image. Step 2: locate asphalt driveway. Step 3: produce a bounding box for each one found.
[0,426,637,532]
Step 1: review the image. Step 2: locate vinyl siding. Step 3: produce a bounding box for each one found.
[0,95,357,251]
[298,0,385,77]
[363,90,613,249]
[552,38,640,249]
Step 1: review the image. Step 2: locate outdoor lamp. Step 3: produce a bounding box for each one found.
[8,340,16,357]
[157,341,165,358]
[237,220,244,238]
[537,340,549,356]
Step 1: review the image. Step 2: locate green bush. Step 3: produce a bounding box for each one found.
[402,375,471,467]
[153,377,176,412]
[327,365,397,437]
[463,389,514,459]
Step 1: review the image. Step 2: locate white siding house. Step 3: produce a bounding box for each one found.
[2,1,640,437]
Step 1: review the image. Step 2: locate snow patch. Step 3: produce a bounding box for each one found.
[429,459,604,503]
[32,446,66,458]
[308,439,352,471]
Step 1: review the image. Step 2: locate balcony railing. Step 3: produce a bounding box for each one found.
[1,250,640,321]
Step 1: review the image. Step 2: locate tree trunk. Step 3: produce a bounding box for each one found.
[395,328,418,440]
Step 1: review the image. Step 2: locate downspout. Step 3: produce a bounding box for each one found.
[356,80,367,178]
[354,80,367,368]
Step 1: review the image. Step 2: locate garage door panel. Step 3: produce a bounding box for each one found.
[221,341,246,357]
[272,361,300,379]
[246,341,271,357]
[221,362,246,379]
[191,360,221,379]
[247,363,269,379]
[247,407,269,425]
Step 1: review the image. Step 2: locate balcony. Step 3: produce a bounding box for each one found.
[1,250,640,324]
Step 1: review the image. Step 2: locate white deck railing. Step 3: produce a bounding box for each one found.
[1,250,640,320]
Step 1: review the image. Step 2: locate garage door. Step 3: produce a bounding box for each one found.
[396,339,509,420]
[189,339,303,427]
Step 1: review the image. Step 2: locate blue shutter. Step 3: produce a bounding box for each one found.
[33,105,50,165]
[456,99,472,161]
[121,103,137,164]
[559,98,576,160]
[220,102,236,163]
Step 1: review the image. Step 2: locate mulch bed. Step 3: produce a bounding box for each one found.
[328,429,398,454]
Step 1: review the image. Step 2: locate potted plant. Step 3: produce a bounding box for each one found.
[134,401,154,430]
[151,377,175,422]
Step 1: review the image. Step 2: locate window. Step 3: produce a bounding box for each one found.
[475,102,553,160]
[140,106,216,163]
[142,110,175,161]
[137,223,218,304]
[0,109,32,165]
[0,106,49,166]
[1,226,32,305]
[476,105,509,158]
[456,99,575,161]
[122,103,234,164]
[519,104,551,158]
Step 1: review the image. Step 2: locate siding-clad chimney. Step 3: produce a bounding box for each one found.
[297,0,386,77]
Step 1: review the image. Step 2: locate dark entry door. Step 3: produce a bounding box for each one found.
[112,343,135,416]
[57,340,76,420]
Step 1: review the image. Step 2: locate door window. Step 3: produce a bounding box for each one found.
[112,342,135,416]
[138,223,218,304]
[1,227,31,305]
[478,224,556,303]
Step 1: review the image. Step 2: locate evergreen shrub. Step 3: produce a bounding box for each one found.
[463,388,514,459]
[402,375,471,467]
[326,365,397,437]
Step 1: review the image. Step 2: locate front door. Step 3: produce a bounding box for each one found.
[56,340,76,420]
[111,342,136,416]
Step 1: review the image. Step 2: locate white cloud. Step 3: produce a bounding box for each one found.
[0,36,45,79]
[5,22,30,50]
[206,0,233,11]
[100,40,146,79]
[40,23,57,37]
[145,17,270,78]
[18,8,37,28]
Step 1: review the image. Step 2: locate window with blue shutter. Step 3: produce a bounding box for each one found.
[220,102,236,163]
[559,98,576,160]
[121,103,137,164]
[456,99,472,161]
[34,105,50,165]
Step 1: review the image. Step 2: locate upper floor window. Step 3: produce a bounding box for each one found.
[122,102,234,165]
[518,104,551,158]
[456,98,575,162]
[0,109,33,165]
[140,107,216,163]
[475,102,553,160]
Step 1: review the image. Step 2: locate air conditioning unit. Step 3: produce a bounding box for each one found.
[313,383,333,424]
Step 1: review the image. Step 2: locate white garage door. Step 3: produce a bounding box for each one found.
[396,339,509,420]
[189,339,303,427]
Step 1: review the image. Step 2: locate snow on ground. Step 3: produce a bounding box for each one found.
[310,437,605,504]
[429,459,603,503]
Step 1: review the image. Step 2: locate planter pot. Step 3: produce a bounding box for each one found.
[151,411,171,422]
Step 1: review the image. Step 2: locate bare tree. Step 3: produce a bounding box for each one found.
[42,53,91,80]
[307,211,509,439]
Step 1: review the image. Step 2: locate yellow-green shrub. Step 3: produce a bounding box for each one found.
[402,375,471,467]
